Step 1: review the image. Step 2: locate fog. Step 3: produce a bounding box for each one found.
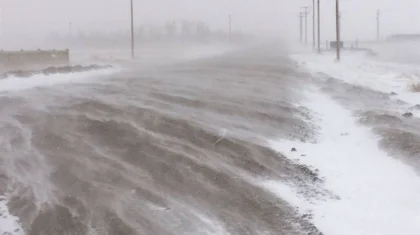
[1,2,420,235]
[1,0,420,49]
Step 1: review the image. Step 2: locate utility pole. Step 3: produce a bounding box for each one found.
[376,10,380,41]
[335,0,340,61]
[339,12,342,40]
[312,0,315,49]
[301,6,309,45]
[130,0,135,59]
[317,0,321,53]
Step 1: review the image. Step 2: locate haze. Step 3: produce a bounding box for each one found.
[1,0,420,48]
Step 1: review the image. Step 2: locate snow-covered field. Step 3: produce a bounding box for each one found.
[263,50,420,235]
[292,51,420,110]
[265,88,420,235]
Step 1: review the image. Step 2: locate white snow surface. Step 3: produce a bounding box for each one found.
[291,52,420,110]
[263,85,420,235]
[0,67,120,93]
[0,196,24,235]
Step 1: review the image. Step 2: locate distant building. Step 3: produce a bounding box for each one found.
[330,41,344,49]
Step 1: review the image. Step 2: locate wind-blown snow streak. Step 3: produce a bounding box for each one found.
[0,45,319,235]
[265,86,420,235]
[0,67,120,93]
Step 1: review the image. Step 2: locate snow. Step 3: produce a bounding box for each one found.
[291,52,420,108]
[0,196,24,235]
[0,67,120,93]
[264,87,420,235]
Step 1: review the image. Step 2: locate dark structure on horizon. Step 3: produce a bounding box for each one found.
[330,41,344,49]
[0,49,70,70]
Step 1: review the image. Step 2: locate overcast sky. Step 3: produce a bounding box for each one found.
[1,0,420,43]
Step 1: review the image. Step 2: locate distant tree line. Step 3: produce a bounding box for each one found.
[386,34,420,42]
[47,20,252,49]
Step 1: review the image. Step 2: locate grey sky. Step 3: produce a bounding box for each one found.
[1,0,420,43]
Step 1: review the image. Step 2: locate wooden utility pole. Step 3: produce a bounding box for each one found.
[335,0,340,61]
[376,10,380,41]
[339,12,342,40]
[312,0,316,49]
[130,0,135,59]
[301,6,309,45]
